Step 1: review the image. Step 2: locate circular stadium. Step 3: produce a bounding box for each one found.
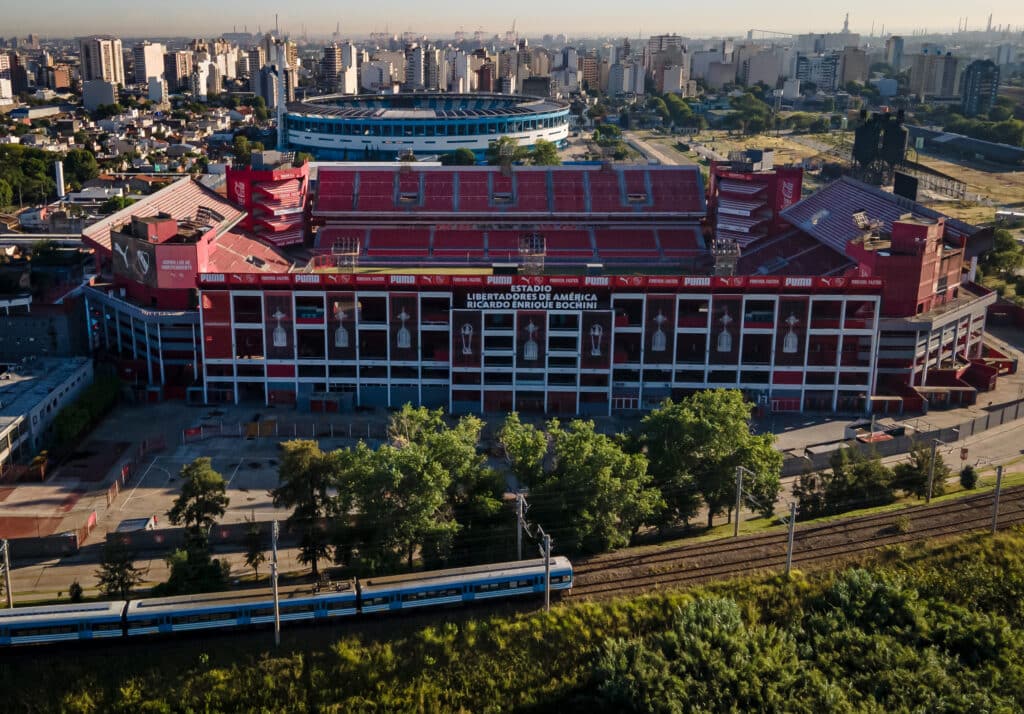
[284,93,571,161]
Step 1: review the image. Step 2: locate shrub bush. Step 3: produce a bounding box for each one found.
[960,465,979,490]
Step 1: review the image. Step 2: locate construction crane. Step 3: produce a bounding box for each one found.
[746,29,795,40]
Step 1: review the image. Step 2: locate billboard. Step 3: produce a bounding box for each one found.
[112,232,159,289]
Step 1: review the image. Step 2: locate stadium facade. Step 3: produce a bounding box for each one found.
[198,272,883,415]
[283,93,571,160]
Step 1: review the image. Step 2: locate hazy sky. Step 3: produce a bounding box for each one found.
[7,0,1024,38]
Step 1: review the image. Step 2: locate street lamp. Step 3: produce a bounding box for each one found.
[926,428,959,504]
[734,465,759,537]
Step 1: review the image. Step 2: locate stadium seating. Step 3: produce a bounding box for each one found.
[594,229,659,259]
[316,174,356,212]
[487,231,523,260]
[552,171,586,212]
[543,230,595,258]
[421,172,456,211]
[355,171,396,211]
[513,172,549,211]
[623,169,650,205]
[587,170,623,211]
[457,173,490,211]
[366,228,431,257]
[433,230,486,258]
[649,169,702,212]
[658,228,703,257]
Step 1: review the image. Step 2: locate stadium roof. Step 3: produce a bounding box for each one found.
[82,178,245,254]
[780,177,977,256]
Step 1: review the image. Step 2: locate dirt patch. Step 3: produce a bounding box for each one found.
[0,515,64,539]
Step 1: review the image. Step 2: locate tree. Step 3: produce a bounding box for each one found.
[92,103,124,120]
[822,447,895,512]
[486,136,528,165]
[63,149,99,184]
[167,457,229,542]
[384,406,504,567]
[68,580,84,602]
[960,464,979,490]
[531,419,661,553]
[354,442,457,571]
[640,390,782,529]
[893,442,949,499]
[529,139,561,165]
[636,406,701,530]
[0,178,11,208]
[96,539,144,600]
[272,440,339,578]
[440,148,477,165]
[498,412,548,488]
[243,518,267,580]
[232,135,251,165]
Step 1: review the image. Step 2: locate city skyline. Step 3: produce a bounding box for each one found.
[6,1,1024,39]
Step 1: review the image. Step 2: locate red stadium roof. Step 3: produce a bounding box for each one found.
[781,177,978,256]
[82,177,245,254]
[313,165,706,217]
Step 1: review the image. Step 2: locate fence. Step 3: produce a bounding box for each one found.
[108,518,327,553]
[782,398,1024,476]
[182,420,389,445]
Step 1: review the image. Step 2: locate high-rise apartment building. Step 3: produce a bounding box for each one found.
[960,59,999,117]
[79,36,125,87]
[404,44,424,89]
[908,51,960,98]
[132,41,165,85]
[839,46,868,85]
[795,53,839,92]
[163,51,193,93]
[885,36,904,72]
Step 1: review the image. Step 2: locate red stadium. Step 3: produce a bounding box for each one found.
[79,160,1011,415]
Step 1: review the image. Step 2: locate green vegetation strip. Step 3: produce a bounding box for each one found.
[9,528,1024,712]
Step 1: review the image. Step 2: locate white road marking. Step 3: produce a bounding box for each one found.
[225,459,244,488]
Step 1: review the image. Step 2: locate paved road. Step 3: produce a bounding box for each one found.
[623,132,685,166]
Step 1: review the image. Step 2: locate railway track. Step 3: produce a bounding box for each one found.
[568,486,1024,600]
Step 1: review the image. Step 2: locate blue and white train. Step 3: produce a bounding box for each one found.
[0,557,573,646]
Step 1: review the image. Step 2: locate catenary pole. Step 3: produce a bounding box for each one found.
[992,465,1004,535]
[2,540,12,608]
[785,502,797,576]
[543,532,551,612]
[515,493,524,561]
[926,439,939,504]
[734,466,743,537]
[272,520,280,647]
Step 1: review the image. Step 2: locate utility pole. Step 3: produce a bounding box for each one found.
[992,465,1004,535]
[785,502,797,576]
[734,466,743,537]
[515,492,524,561]
[926,439,938,504]
[1,540,12,608]
[271,520,280,647]
[542,532,551,612]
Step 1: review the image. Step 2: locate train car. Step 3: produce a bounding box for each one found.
[124,581,357,636]
[0,601,126,646]
[358,557,573,613]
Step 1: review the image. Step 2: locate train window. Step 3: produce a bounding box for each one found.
[250,607,276,619]
[175,612,234,625]
[279,604,314,614]
[92,622,124,631]
[364,596,390,607]
[13,624,77,637]
[128,618,159,629]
